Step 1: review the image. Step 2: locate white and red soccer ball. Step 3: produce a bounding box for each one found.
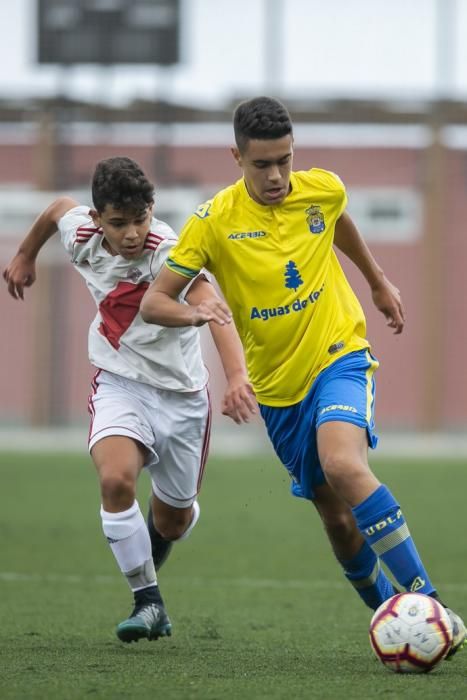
[369,592,453,673]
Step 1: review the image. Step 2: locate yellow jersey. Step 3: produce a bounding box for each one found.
[167,168,370,406]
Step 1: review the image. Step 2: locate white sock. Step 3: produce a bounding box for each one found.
[100,501,157,591]
[176,500,201,541]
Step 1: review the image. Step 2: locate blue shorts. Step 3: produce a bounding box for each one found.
[259,349,379,501]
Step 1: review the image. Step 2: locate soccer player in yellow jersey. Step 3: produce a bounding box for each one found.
[141,97,465,656]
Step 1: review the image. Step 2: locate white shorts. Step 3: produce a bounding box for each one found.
[88,370,211,508]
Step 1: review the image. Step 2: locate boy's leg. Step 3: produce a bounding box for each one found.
[313,482,396,610]
[146,500,173,572]
[146,493,201,570]
[317,421,466,655]
[144,385,210,570]
[317,421,436,594]
[91,435,171,643]
[259,357,396,611]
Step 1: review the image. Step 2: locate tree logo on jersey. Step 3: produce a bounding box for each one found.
[194,201,212,219]
[284,261,303,291]
[306,204,325,234]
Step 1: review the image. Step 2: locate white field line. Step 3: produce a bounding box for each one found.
[1,571,466,593]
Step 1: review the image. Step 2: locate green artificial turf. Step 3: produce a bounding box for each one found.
[0,451,465,699]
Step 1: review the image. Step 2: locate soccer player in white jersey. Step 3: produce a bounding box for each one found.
[3,156,256,643]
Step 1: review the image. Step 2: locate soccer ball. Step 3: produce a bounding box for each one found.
[369,592,453,673]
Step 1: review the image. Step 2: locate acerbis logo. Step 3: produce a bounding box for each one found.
[320,403,358,416]
[409,577,426,592]
[228,231,267,240]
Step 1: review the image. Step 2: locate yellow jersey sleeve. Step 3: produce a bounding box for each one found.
[166,200,215,279]
[306,168,348,221]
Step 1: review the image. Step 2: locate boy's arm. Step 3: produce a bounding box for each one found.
[140,265,232,327]
[186,277,257,424]
[334,211,405,334]
[3,196,78,300]
[141,269,257,423]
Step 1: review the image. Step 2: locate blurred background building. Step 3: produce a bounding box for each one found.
[1,0,466,446]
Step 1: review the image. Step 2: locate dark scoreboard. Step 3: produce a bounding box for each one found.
[38,0,180,65]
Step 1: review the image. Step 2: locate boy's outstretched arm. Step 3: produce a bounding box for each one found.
[140,266,232,328]
[3,196,77,300]
[334,211,405,334]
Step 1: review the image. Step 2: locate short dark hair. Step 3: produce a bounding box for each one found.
[233,97,293,152]
[91,156,154,213]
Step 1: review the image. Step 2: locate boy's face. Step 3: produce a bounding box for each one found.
[91,203,153,259]
[231,134,293,206]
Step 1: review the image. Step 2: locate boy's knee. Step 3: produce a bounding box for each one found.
[321,451,370,490]
[100,471,136,509]
[155,511,192,541]
[321,451,352,478]
[322,511,357,540]
[154,501,200,541]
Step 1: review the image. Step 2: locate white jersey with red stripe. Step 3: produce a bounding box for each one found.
[58,205,208,392]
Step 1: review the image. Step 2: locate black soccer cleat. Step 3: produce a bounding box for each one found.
[116,603,172,643]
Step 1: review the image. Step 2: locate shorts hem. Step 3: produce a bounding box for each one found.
[316,413,367,429]
[88,426,150,453]
[151,483,197,509]
[316,414,378,448]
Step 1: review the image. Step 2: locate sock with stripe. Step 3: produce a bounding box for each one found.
[352,484,435,596]
[339,540,396,610]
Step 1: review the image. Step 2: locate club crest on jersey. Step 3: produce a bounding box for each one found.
[305,204,325,234]
[126,267,143,282]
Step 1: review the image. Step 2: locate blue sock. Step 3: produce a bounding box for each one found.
[340,540,395,610]
[352,484,435,595]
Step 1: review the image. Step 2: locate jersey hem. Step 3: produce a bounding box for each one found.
[92,364,209,394]
[255,343,371,407]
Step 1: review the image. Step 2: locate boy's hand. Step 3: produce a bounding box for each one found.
[371,277,405,335]
[3,253,36,300]
[221,373,257,424]
[190,297,233,327]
